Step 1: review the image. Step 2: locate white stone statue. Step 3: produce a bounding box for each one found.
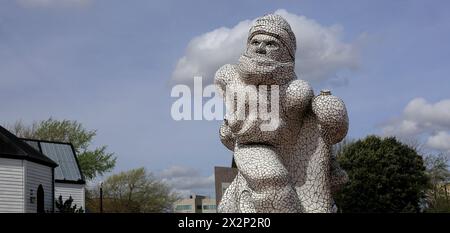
[215,14,349,213]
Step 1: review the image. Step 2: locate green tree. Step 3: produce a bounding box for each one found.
[55,195,84,213]
[8,118,116,180]
[86,167,179,213]
[334,135,429,213]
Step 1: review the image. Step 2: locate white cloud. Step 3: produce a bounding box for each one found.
[382,98,450,136]
[381,97,450,152]
[17,0,91,8]
[159,166,215,198]
[426,131,450,152]
[404,98,450,129]
[381,119,422,138]
[171,9,361,85]
[159,165,198,178]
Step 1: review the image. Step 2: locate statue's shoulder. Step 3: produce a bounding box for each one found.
[286,79,313,95]
[285,79,314,111]
[214,64,240,85]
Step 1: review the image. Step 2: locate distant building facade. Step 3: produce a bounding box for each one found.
[173,194,217,213]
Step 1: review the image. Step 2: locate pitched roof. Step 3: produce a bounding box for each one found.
[22,139,85,184]
[0,125,58,168]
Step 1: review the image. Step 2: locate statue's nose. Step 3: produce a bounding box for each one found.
[255,43,267,55]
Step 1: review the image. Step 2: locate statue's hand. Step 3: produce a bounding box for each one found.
[220,119,236,151]
[311,90,349,145]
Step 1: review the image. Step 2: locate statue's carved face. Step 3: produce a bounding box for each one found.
[237,33,295,85]
[247,34,292,63]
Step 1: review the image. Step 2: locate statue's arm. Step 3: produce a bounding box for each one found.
[311,92,349,145]
[214,64,238,98]
[215,64,239,151]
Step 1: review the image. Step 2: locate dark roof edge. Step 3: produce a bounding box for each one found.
[55,179,86,185]
[0,154,58,168]
[0,126,58,167]
[68,143,86,182]
[19,138,73,146]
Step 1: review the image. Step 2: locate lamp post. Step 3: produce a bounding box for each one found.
[100,182,103,213]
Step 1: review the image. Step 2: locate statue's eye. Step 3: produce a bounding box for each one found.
[251,40,260,46]
[266,41,277,47]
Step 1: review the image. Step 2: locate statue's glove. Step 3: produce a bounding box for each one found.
[311,90,349,145]
[220,119,235,151]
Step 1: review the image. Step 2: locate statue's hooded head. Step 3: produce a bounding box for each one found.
[237,14,297,84]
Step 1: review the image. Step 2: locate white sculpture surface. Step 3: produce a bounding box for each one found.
[215,14,349,213]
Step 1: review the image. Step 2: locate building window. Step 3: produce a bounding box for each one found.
[196,205,202,210]
[30,189,35,204]
[203,205,217,210]
[175,205,192,211]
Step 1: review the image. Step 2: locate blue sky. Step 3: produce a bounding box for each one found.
[1,0,450,197]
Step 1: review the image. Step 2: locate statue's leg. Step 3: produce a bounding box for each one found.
[296,138,334,213]
[234,145,303,213]
[292,113,335,213]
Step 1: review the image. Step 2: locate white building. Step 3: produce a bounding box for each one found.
[23,139,86,211]
[0,126,86,213]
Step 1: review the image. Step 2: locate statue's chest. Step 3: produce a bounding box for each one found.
[224,84,287,113]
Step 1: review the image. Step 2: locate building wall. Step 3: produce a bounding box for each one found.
[55,182,85,210]
[25,161,53,213]
[173,197,196,213]
[0,158,24,213]
[214,166,238,207]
